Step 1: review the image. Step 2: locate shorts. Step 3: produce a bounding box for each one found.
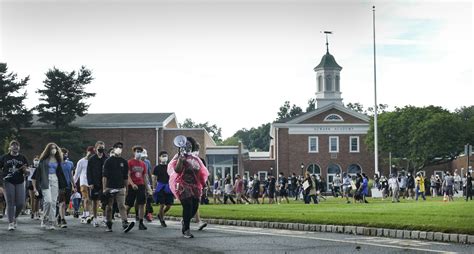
[155,189,174,206]
[213,190,221,195]
[80,185,90,200]
[126,185,146,207]
[445,187,453,196]
[90,186,103,201]
[58,188,72,204]
[279,189,288,197]
[268,191,275,199]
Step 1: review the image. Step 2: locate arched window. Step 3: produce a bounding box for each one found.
[307,164,321,175]
[318,76,323,92]
[324,114,344,121]
[325,75,332,91]
[347,164,362,174]
[328,164,341,174]
[335,76,340,91]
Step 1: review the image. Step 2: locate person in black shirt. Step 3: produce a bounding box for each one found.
[152,151,173,227]
[0,140,29,231]
[278,173,290,204]
[87,141,107,227]
[466,172,473,201]
[102,142,134,233]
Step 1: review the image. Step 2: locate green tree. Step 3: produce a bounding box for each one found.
[345,102,365,113]
[366,106,466,171]
[0,63,33,153]
[277,101,303,121]
[222,123,271,151]
[36,66,95,129]
[455,106,474,144]
[181,118,222,144]
[306,98,316,112]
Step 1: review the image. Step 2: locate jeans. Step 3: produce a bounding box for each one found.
[415,187,426,201]
[72,198,81,212]
[181,197,199,233]
[42,174,59,225]
[3,181,25,223]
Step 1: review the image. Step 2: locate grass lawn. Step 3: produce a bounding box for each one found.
[161,197,474,235]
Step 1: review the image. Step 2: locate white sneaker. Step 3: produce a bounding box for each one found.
[48,224,55,230]
[198,221,207,231]
[92,219,99,227]
[8,223,15,231]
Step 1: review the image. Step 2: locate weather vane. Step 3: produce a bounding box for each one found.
[321,31,333,53]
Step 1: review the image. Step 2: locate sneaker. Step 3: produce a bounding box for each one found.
[86,216,93,224]
[122,221,135,233]
[145,213,153,222]
[101,220,107,227]
[48,224,55,230]
[40,220,46,228]
[139,222,147,230]
[160,219,167,228]
[92,219,99,227]
[8,223,15,231]
[183,229,194,238]
[105,221,113,232]
[61,219,67,228]
[198,221,207,231]
[31,213,34,219]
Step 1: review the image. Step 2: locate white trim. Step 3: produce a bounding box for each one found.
[286,103,370,124]
[324,114,344,122]
[349,136,360,153]
[329,136,339,153]
[276,127,279,180]
[162,113,177,128]
[308,136,319,153]
[206,148,239,155]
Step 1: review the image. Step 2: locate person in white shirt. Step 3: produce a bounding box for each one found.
[73,146,94,221]
[388,174,400,203]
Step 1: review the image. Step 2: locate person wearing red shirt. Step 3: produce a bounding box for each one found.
[126,146,152,230]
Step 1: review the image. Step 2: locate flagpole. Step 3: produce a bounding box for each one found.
[373,6,379,177]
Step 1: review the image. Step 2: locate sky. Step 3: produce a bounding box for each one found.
[1,0,472,139]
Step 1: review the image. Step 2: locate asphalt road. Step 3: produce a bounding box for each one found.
[0,216,471,253]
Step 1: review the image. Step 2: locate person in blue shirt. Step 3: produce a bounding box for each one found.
[58,148,75,228]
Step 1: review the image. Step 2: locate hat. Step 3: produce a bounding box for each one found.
[141,149,148,158]
[9,140,20,146]
[113,142,123,148]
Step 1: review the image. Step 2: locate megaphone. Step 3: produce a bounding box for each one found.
[173,135,188,155]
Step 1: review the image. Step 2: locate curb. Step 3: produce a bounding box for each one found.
[163,216,474,245]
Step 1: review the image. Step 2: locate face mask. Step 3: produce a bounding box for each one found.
[97,148,105,154]
[33,160,39,167]
[135,152,142,159]
[10,145,20,155]
[51,149,57,155]
[114,148,122,155]
[192,151,199,156]
[159,155,168,163]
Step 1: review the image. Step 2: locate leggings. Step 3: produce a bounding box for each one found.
[180,197,199,233]
[4,182,26,223]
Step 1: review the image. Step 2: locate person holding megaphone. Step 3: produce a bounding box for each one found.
[168,136,209,238]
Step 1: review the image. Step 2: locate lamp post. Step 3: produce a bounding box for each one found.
[300,163,305,177]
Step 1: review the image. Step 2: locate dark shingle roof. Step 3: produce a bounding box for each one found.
[313,52,342,71]
[30,113,174,129]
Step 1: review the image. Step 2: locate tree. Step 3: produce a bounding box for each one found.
[36,66,95,129]
[181,118,223,144]
[277,101,303,121]
[345,102,365,113]
[366,106,466,171]
[306,98,316,112]
[0,63,32,153]
[455,106,474,145]
[222,123,271,151]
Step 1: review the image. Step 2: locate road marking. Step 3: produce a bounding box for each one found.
[202,225,457,254]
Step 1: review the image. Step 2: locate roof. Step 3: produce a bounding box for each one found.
[313,52,342,71]
[29,113,176,129]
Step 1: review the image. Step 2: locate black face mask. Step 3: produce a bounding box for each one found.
[97,148,105,154]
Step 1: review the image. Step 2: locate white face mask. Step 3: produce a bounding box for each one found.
[33,160,39,167]
[114,148,122,156]
[192,151,199,156]
[51,149,57,155]
[159,155,168,163]
[134,152,142,159]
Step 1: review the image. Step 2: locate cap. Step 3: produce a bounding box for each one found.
[141,149,148,157]
[113,142,124,148]
[9,140,20,146]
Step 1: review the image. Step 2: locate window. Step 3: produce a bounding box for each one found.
[325,75,332,91]
[307,164,321,175]
[350,136,360,153]
[258,171,268,182]
[324,114,343,122]
[347,164,362,174]
[329,136,339,153]
[244,171,250,180]
[335,76,340,91]
[318,76,323,92]
[308,136,318,153]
